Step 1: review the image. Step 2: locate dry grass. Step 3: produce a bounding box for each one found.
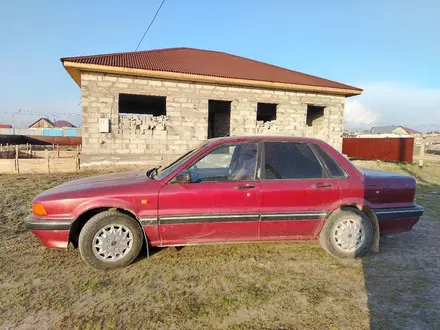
[0,161,439,329]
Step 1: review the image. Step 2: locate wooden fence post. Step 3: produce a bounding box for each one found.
[76,145,80,172]
[419,135,426,168]
[45,149,50,173]
[57,144,60,158]
[15,145,19,173]
[29,145,32,158]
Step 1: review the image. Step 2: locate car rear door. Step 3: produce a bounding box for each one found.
[157,142,261,245]
[259,141,341,240]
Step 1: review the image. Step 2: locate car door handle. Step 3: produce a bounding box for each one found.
[234,184,255,190]
[312,183,333,189]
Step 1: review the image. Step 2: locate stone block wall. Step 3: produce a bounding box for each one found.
[80,72,345,165]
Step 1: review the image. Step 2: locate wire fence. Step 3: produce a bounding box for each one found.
[0,144,81,174]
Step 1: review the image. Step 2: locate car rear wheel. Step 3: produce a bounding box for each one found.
[320,208,373,258]
[78,210,143,269]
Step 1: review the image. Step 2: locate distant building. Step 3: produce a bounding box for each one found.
[29,118,76,129]
[29,118,56,128]
[54,120,76,128]
[371,125,420,135]
[343,129,369,138]
[0,124,12,128]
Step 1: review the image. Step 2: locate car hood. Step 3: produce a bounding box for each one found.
[37,170,151,199]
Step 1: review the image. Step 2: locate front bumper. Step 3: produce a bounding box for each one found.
[24,214,73,230]
[24,214,73,248]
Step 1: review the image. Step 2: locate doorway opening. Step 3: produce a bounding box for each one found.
[208,100,231,138]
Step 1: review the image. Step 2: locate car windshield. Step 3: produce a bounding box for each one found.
[154,142,208,180]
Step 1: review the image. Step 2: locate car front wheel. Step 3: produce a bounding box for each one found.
[320,208,373,258]
[78,210,143,269]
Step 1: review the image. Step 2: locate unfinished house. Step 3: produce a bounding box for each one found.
[61,47,362,166]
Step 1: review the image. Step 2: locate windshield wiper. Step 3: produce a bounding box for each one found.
[147,165,162,179]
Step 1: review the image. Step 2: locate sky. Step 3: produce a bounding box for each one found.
[1,0,439,131]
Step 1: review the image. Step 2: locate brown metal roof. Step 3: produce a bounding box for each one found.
[61,47,361,92]
[54,120,76,128]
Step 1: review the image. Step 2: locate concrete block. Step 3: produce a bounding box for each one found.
[97,81,113,88]
[135,79,150,85]
[149,80,162,86]
[117,77,133,84]
[82,74,97,81]
[103,76,118,82]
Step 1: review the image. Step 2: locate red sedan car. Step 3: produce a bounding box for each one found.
[25,136,423,269]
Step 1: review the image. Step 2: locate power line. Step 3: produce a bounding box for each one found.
[0,110,81,117]
[105,0,167,116]
[73,0,167,108]
[135,0,166,51]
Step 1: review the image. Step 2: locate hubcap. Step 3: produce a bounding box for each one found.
[92,224,133,261]
[332,219,365,253]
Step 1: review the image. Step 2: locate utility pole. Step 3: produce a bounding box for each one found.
[17,109,22,130]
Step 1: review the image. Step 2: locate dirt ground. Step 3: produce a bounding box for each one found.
[0,161,439,329]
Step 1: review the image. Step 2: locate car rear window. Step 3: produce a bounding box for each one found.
[263,142,324,179]
[311,144,346,178]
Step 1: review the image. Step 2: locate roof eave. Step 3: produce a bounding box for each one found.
[62,61,362,97]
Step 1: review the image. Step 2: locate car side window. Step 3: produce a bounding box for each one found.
[311,144,347,178]
[187,143,258,182]
[263,142,324,179]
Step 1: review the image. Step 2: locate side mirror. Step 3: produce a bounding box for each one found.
[174,170,192,184]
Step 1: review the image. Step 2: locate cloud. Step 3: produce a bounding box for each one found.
[344,100,379,128]
[346,82,440,131]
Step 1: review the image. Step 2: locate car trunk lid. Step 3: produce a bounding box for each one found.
[360,168,417,207]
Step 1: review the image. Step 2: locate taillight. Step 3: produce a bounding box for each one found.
[32,203,47,216]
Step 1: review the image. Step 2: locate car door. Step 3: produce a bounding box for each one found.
[259,141,341,240]
[158,142,261,245]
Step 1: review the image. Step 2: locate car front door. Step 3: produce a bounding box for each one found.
[158,142,261,245]
[259,141,341,240]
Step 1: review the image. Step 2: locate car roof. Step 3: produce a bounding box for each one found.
[207,136,323,145]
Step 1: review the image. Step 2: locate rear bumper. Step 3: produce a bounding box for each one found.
[24,214,72,248]
[373,205,424,220]
[373,205,424,235]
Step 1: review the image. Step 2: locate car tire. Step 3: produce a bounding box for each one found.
[78,210,143,270]
[319,208,373,258]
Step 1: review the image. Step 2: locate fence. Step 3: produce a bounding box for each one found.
[342,137,414,163]
[0,134,81,146]
[0,144,80,174]
[0,127,81,136]
[413,134,440,167]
